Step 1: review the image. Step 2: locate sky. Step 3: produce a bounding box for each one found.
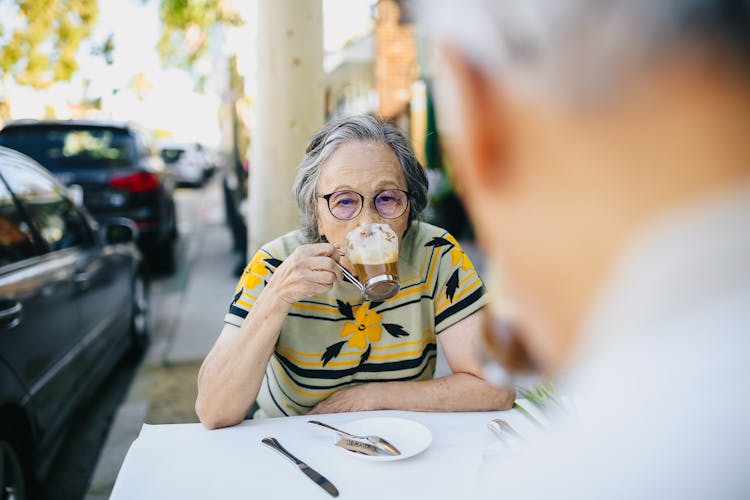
[6,0,374,146]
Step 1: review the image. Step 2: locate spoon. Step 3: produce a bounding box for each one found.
[332,248,365,291]
[335,262,365,291]
[308,420,401,455]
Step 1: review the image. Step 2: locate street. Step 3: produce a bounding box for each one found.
[36,177,242,500]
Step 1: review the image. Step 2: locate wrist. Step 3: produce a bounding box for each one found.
[257,282,293,311]
[365,382,389,410]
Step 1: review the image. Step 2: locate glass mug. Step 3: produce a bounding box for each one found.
[344,223,400,301]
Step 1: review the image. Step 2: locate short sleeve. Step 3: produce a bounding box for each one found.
[224,248,283,327]
[430,233,488,333]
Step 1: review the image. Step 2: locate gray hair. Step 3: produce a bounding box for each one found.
[293,115,429,242]
[420,0,750,102]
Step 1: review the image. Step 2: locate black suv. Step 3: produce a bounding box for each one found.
[0,120,178,274]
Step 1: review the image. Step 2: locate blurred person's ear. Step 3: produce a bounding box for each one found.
[432,46,508,196]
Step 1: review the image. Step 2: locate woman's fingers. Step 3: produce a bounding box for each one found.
[267,243,347,303]
[307,256,344,282]
[302,267,335,287]
[305,242,340,259]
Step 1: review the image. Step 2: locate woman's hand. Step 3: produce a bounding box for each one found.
[265,243,343,304]
[308,384,377,414]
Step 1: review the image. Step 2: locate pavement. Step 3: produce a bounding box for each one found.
[84,178,485,498]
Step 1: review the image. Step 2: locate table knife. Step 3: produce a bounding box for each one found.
[261,437,339,497]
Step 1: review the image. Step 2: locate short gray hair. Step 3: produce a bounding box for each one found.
[293,115,429,242]
[420,0,750,102]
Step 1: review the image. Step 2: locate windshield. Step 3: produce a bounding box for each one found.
[0,126,136,170]
[160,148,185,164]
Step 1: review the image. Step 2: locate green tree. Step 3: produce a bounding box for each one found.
[157,0,242,71]
[0,0,99,89]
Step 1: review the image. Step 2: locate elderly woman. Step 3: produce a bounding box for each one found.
[196,115,514,428]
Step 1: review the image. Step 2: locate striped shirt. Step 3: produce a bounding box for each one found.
[224,221,487,418]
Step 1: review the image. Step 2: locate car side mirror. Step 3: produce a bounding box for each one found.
[100,218,139,245]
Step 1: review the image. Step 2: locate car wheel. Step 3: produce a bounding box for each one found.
[0,431,28,500]
[130,271,150,354]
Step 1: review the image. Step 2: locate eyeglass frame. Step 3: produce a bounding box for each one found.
[316,189,412,221]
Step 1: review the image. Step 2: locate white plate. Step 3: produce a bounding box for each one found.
[334,417,432,461]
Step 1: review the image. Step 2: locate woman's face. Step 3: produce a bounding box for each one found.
[315,140,409,262]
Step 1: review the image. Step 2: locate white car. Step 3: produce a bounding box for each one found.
[159,142,211,187]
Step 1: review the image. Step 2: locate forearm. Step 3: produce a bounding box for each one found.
[195,290,289,429]
[369,372,515,412]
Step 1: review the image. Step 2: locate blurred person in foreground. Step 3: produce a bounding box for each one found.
[422,0,750,498]
[196,115,514,427]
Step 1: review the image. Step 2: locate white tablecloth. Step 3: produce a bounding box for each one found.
[111,405,547,499]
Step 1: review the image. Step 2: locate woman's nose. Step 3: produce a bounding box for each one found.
[358,201,384,225]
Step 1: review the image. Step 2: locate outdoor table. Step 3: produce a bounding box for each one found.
[111,403,546,499]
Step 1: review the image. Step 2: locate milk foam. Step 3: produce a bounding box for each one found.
[346,223,398,265]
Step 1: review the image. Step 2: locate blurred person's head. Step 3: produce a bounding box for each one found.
[421,0,750,374]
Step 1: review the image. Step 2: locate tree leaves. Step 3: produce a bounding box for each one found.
[359,344,371,365]
[1,0,99,90]
[446,269,460,303]
[383,323,409,338]
[321,341,346,367]
[337,300,354,320]
[157,0,243,73]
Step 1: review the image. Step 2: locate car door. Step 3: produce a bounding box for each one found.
[20,186,133,382]
[73,213,134,377]
[2,148,136,412]
[1,148,136,446]
[0,153,85,441]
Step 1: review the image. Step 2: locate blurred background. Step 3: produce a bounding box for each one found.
[0,0,470,248]
[0,1,475,499]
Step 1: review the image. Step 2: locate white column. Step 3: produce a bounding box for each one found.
[250,0,324,255]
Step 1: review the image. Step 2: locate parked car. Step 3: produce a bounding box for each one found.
[0,120,178,274]
[0,146,149,498]
[158,141,213,188]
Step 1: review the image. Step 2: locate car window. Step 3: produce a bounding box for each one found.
[0,160,94,252]
[0,177,38,267]
[0,126,135,170]
[160,148,185,164]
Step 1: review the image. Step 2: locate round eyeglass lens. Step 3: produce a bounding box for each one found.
[375,190,408,218]
[329,191,362,220]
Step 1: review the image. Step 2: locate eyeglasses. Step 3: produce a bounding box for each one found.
[317,189,410,221]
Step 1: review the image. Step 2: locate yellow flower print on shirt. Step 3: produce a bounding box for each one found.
[321,301,407,366]
[238,252,271,292]
[445,234,475,271]
[425,233,478,303]
[450,246,473,271]
[340,303,382,350]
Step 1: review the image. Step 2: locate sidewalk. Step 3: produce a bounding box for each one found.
[86,181,240,499]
